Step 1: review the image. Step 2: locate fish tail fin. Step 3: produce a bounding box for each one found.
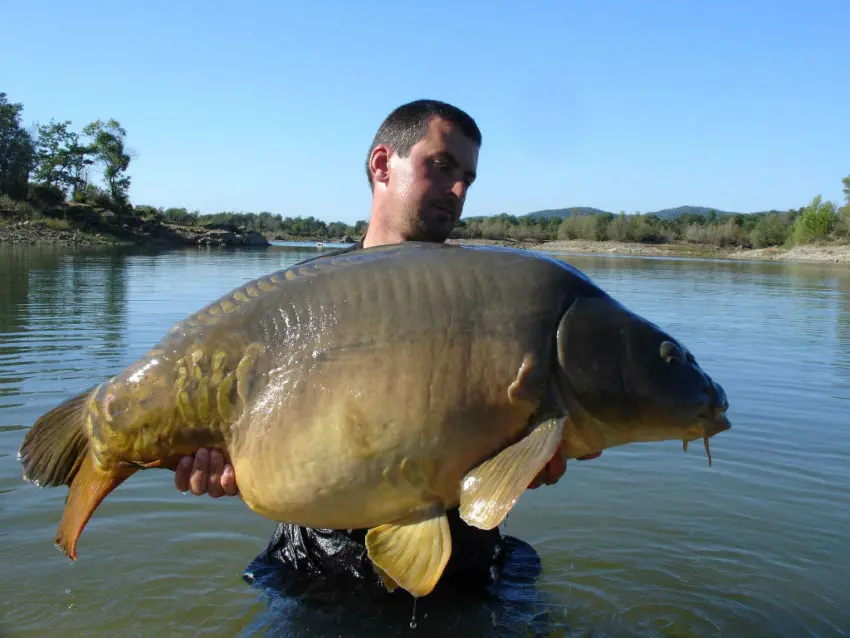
[55,448,131,560]
[17,387,135,560]
[18,388,94,488]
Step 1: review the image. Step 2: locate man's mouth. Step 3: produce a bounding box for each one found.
[432,202,456,221]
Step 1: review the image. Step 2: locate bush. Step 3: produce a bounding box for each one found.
[27,182,66,207]
[793,195,837,244]
[684,220,745,246]
[750,213,793,247]
[557,215,597,240]
[79,184,114,210]
[834,204,850,239]
[42,217,70,231]
[605,213,630,241]
[627,215,665,243]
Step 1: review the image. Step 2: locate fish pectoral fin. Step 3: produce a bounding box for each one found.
[365,506,451,598]
[459,416,565,530]
[507,353,544,407]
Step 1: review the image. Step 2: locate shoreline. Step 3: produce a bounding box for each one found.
[449,238,850,264]
[2,221,849,264]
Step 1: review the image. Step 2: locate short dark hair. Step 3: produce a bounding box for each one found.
[365,99,482,188]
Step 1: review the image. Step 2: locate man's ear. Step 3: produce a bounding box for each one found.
[368,144,391,186]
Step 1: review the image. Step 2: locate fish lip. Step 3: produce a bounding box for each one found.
[698,412,731,438]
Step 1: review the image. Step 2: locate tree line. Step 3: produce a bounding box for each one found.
[131,207,367,239]
[453,186,850,249]
[2,91,848,247]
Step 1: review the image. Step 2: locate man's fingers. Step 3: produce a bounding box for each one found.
[174,455,194,492]
[189,448,210,495]
[577,452,602,460]
[528,443,569,489]
[207,451,224,498]
[546,446,568,484]
[221,465,240,496]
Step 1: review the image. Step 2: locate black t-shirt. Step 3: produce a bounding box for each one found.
[244,240,506,594]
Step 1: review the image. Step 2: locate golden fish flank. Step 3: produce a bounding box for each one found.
[171,342,265,429]
[17,242,731,600]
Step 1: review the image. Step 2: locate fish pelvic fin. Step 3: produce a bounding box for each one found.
[459,415,565,530]
[55,449,133,560]
[18,387,96,488]
[365,505,451,598]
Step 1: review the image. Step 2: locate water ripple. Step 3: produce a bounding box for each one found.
[1,245,849,636]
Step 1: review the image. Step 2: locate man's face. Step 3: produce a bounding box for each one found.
[380,117,479,243]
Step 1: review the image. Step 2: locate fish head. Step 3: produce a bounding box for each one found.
[553,294,730,458]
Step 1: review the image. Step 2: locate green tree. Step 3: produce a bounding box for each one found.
[836,174,850,238]
[83,119,132,208]
[34,120,95,198]
[0,92,36,199]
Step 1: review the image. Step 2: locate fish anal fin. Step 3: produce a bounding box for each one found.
[365,506,451,598]
[56,450,135,561]
[459,416,565,530]
[373,564,399,593]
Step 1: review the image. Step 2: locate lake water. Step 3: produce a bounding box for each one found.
[1,242,848,637]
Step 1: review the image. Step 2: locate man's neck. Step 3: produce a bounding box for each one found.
[362,224,406,249]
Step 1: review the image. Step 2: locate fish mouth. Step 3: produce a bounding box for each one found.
[683,413,731,467]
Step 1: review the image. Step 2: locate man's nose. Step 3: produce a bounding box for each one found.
[451,180,467,200]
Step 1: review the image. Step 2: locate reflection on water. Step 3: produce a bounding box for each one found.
[0,243,848,637]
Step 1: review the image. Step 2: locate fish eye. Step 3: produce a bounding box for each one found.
[660,341,682,365]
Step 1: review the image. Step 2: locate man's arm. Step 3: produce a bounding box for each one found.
[175,442,601,498]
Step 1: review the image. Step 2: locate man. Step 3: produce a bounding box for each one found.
[173,99,599,596]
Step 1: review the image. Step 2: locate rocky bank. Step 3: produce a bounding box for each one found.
[0,201,270,248]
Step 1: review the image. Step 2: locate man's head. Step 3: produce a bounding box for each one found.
[364,99,481,246]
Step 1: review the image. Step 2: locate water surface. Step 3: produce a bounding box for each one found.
[1,242,848,636]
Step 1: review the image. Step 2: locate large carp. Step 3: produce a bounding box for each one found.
[19,242,730,597]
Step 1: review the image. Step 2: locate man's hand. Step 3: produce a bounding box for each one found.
[528,442,602,489]
[174,448,239,498]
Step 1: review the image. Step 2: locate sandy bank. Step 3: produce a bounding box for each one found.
[449,238,850,264]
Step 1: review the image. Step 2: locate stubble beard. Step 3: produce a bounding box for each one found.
[406,207,455,244]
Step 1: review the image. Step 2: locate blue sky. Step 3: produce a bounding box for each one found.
[3,1,848,224]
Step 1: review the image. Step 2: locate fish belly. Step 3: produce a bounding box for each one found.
[209,244,578,529]
[230,337,540,530]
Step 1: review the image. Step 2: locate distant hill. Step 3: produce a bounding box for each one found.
[465,205,775,222]
[520,205,757,220]
[646,205,740,219]
[524,207,611,219]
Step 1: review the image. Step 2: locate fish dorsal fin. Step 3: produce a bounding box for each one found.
[459,416,565,530]
[365,506,451,598]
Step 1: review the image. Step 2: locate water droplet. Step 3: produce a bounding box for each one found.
[409,597,418,629]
